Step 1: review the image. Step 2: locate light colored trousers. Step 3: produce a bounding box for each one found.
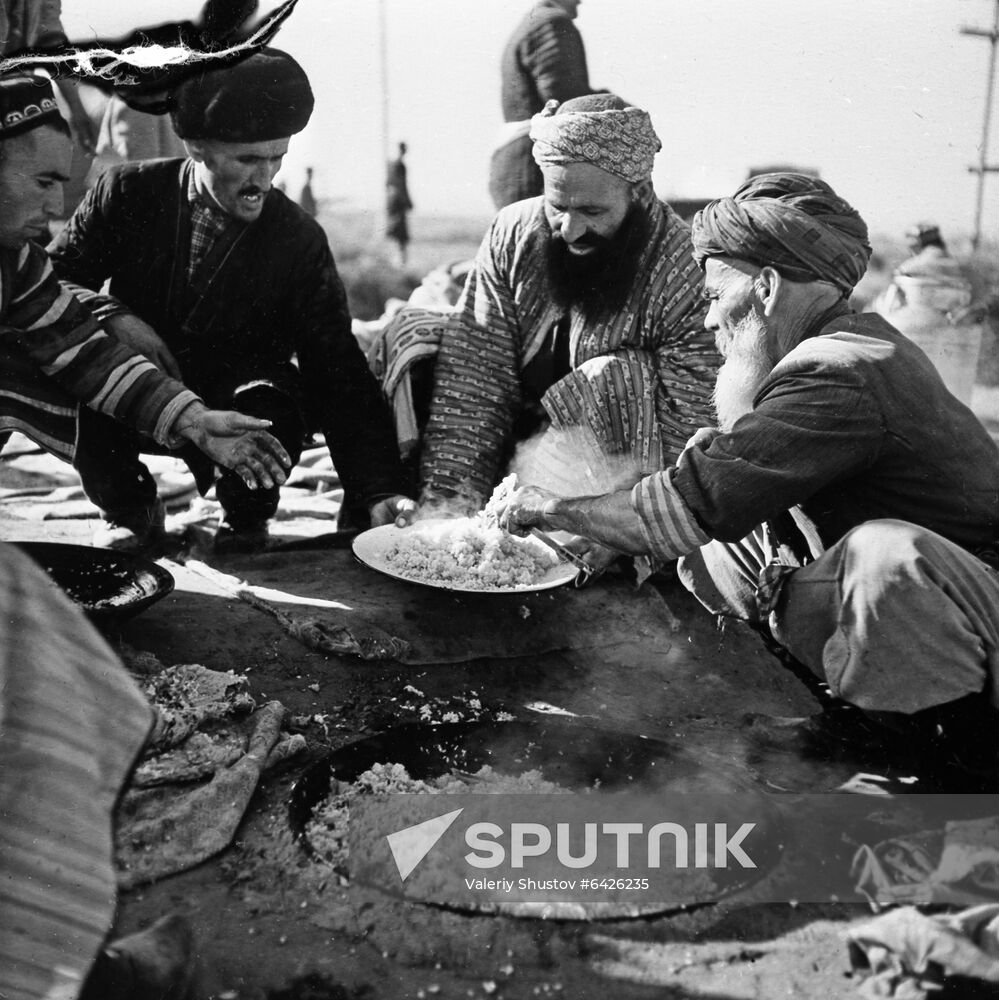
[678,519,999,715]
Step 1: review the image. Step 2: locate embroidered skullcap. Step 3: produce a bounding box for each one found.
[691,173,871,294]
[530,94,661,183]
[171,48,313,142]
[0,75,65,140]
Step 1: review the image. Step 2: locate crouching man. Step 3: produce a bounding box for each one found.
[497,172,999,781]
[50,49,414,552]
[0,73,290,544]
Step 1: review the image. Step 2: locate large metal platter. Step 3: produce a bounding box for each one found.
[352,519,578,593]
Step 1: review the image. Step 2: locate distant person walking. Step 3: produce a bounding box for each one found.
[298,165,317,217]
[489,0,594,209]
[385,140,413,267]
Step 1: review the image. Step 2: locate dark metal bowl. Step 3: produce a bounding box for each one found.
[12,541,175,625]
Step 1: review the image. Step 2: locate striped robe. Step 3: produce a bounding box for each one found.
[420,192,721,506]
[0,543,153,1000]
[0,241,197,461]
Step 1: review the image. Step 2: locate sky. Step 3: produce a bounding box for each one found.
[59,0,999,243]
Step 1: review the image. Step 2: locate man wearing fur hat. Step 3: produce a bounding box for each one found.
[0,73,291,517]
[419,94,719,541]
[50,49,413,552]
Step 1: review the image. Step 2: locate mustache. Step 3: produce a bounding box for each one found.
[239,186,266,196]
[553,231,610,251]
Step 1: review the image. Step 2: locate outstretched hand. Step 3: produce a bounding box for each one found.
[177,407,291,490]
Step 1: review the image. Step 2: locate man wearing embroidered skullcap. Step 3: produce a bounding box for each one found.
[0,73,293,542]
[407,93,718,573]
[0,74,254,1000]
[497,172,999,785]
[50,49,415,553]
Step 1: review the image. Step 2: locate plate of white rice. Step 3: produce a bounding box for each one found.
[352,518,579,593]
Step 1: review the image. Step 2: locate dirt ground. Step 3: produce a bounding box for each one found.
[6,391,999,1000]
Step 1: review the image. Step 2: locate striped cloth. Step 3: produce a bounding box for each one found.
[631,467,710,562]
[420,190,721,507]
[366,306,453,458]
[0,544,153,1000]
[0,241,198,461]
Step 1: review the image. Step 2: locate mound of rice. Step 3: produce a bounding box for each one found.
[384,521,556,589]
[306,762,570,869]
[384,474,559,589]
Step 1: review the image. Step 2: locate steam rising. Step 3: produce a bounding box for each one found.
[511,424,646,498]
[415,424,647,526]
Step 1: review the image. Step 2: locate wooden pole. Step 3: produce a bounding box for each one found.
[963,0,999,250]
[378,0,390,223]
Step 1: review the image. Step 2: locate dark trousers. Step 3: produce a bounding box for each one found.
[74,382,305,527]
[488,134,543,210]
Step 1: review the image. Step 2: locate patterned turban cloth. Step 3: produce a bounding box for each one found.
[691,173,872,295]
[529,99,661,183]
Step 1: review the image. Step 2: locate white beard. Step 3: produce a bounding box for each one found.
[712,312,777,432]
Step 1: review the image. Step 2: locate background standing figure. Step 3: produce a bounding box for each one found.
[876,221,973,316]
[489,0,594,210]
[385,140,412,267]
[297,164,317,217]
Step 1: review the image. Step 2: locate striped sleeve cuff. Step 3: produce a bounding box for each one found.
[156,391,202,447]
[630,471,710,561]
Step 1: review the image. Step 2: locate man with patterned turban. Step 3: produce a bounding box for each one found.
[0,73,291,523]
[498,172,999,782]
[417,94,719,559]
[50,49,414,552]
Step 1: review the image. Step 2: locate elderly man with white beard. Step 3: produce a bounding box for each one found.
[498,172,999,782]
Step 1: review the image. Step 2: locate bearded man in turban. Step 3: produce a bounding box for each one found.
[498,172,999,784]
[50,49,414,553]
[417,94,719,551]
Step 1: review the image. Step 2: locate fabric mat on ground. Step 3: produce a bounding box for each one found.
[853,815,999,909]
[847,904,999,999]
[205,548,677,666]
[0,435,342,526]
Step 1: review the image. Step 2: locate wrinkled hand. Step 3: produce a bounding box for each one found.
[497,484,559,537]
[562,536,620,574]
[103,313,182,379]
[177,407,291,490]
[370,495,419,528]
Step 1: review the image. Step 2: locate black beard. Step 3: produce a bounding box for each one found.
[544,204,652,320]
